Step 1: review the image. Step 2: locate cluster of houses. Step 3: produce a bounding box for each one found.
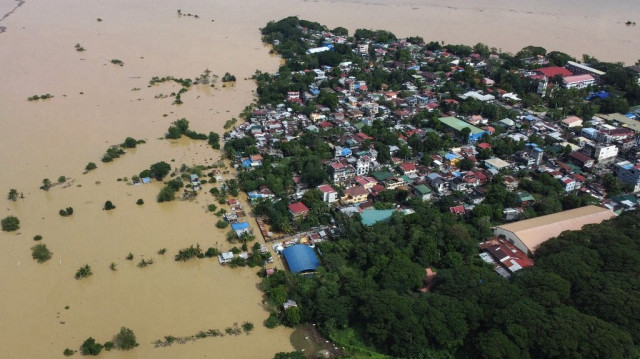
[224,22,640,264]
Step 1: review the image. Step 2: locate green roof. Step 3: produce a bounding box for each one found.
[372,171,393,181]
[439,116,484,135]
[354,122,365,130]
[517,191,535,202]
[414,184,432,195]
[361,209,396,226]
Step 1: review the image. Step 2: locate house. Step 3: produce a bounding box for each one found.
[615,161,640,192]
[561,116,583,128]
[288,202,309,218]
[450,205,466,216]
[559,176,576,192]
[484,157,511,171]
[568,151,595,169]
[398,162,418,175]
[189,174,201,190]
[218,251,234,264]
[413,184,433,201]
[317,184,338,203]
[231,221,251,237]
[341,185,369,204]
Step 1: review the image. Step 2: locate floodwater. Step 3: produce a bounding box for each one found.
[0,0,638,357]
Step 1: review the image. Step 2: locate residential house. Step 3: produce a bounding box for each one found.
[317,184,338,203]
[341,186,369,204]
[288,202,310,218]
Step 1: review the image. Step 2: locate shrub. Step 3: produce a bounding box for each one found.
[110,262,117,271]
[157,186,175,202]
[216,220,229,229]
[59,207,73,216]
[41,178,52,191]
[104,201,115,210]
[242,321,254,334]
[126,252,134,260]
[1,216,19,231]
[110,59,124,66]
[33,235,43,241]
[158,248,167,255]
[80,337,103,356]
[115,326,138,350]
[205,247,220,257]
[85,162,97,171]
[136,199,144,205]
[265,313,281,328]
[63,348,75,356]
[8,188,19,201]
[75,264,92,279]
[103,341,114,351]
[31,244,53,263]
[208,204,217,212]
[174,244,203,261]
[58,176,66,183]
[123,137,138,148]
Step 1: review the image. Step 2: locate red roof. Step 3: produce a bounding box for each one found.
[450,205,465,215]
[400,163,417,172]
[536,67,573,78]
[288,202,309,214]
[317,185,336,194]
[477,142,491,150]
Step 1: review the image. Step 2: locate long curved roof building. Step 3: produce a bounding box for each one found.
[283,244,320,274]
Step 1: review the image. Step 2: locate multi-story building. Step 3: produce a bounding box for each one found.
[615,161,640,192]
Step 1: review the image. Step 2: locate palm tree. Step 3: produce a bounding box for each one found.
[7,189,18,201]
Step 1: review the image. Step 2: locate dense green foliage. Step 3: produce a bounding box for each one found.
[262,207,640,358]
[1,215,19,231]
[75,264,93,280]
[175,244,204,261]
[115,327,138,350]
[165,118,207,140]
[31,244,52,263]
[80,337,102,356]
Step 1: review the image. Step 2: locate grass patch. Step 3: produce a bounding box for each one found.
[329,328,389,359]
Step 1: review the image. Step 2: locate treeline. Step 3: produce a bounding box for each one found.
[262,204,640,358]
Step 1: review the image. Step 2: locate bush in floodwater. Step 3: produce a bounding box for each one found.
[104,201,115,210]
[80,337,102,356]
[1,215,19,231]
[75,264,93,279]
[31,244,53,263]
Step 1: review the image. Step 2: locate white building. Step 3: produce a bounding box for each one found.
[562,74,595,89]
[317,185,338,203]
[594,145,618,163]
[356,157,370,176]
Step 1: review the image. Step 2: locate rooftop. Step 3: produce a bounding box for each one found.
[495,205,616,253]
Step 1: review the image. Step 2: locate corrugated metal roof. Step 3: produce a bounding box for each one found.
[495,205,616,253]
[283,245,320,273]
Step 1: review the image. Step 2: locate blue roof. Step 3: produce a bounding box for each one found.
[341,148,352,156]
[242,159,252,168]
[231,222,250,231]
[283,245,320,273]
[524,115,539,121]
